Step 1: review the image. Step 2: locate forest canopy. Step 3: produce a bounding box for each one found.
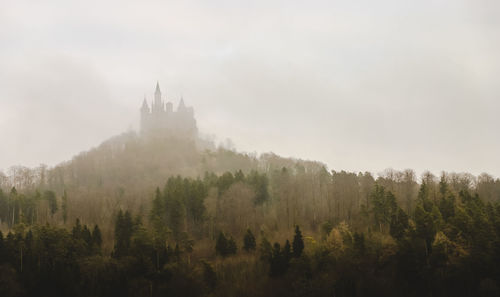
[1,132,499,297]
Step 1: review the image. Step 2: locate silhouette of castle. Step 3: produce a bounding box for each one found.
[140,82,197,138]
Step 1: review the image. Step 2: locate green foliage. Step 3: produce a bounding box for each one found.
[43,190,58,216]
[414,204,438,255]
[201,261,217,291]
[390,207,410,241]
[151,177,207,242]
[215,231,237,257]
[371,185,397,230]
[292,225,304,257]
[243,229,256,252]
[113,210,134,258]
[246,170,269,205]
[321,221,333,239]
[92,225,102,248]
[61,190,68,224]
[259,236,272,261]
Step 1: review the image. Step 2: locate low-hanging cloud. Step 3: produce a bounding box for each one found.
[0,0,499,177]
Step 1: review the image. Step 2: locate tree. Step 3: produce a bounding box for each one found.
[247,171,269,205]
[113,210,134,258]
[202,261,217,291]
[414,205,436,255]
[215,232,236,257]
[61,190,68,224]
[43,190,58,216]
[292,225,304,257]
[353,232,365,255]
[227,236,237,255]
[215,232,229,257]
[390,207,409,241]
[91,225,102,249]
[243,229,256,252]
[269,242,290,277]
[371,185,397,231]
[259,236,272,261]
[283,239,291,260]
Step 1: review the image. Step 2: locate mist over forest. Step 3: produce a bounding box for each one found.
[2,1,500,296]
[1,101,500,296]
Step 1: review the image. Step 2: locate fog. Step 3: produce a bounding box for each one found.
[1,0,499,176]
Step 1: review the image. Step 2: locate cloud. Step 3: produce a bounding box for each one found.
[1,0,499,176]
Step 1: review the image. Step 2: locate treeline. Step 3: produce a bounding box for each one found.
[0,168,499,296]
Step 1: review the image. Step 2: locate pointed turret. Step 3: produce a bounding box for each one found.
[177,96,186,112]
[155,81,161,94]
[153,81,164,113]
[141,96,149,113]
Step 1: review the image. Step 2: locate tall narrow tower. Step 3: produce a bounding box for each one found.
[140,96,150,133]
[152,81,164,113]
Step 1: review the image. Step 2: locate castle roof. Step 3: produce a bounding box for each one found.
[178,97,186,111]
[155,81,161,94]
[141,96,149,111]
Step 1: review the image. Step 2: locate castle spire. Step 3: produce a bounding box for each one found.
[155,81,161,93]
[177,96,186,112]
[153,81,163,113]
[141,95,149,113]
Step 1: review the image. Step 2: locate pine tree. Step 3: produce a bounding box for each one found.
[114,210,134,257]
[243,229,256,251]
[202,261,217,291]
[292,225,304,257]
[390,207,410,240]
[91,225,102,248]
[216,232,228,256]
[43,190,58,216]
[72,218,83,239]
[283,240,291,260]
[227,236,237,255]
[61,190,68,224]
[259,236,272,261]
[82,225,92,247]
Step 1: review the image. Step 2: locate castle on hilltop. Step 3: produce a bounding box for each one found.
[140,82,197,138]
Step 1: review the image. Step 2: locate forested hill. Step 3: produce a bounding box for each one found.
[1,132,500,297]
[1,131,327,240]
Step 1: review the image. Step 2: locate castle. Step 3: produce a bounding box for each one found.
[140,82,197,138]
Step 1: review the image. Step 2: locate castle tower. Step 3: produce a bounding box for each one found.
[177,96,187,112]
[140,82,197,138]
[140,96,150,133]
[152,81,164,113]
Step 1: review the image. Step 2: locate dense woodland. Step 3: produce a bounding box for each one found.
[1,132,500,297]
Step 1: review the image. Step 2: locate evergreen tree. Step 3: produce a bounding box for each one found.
[82,225,92,247]
[390,207,410,241]
[292,225,304,257]
[216,231,228,257]
[202,261,217,291]
[113,210,134,257]
[43,190,58,216]
[243,229,256,251]
[0,230,4,263]
[283,239,291,260]
[353,232,365,255]
[259,236,272,261]
[414,205,436,255]
[91,225,102,248]
[247,171,269,205]
[269,242,289,277]
[227,236,237,255]
[61,190,68,224]
[72,218,83,239]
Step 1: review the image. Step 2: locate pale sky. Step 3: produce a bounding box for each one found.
[1,0,499,177]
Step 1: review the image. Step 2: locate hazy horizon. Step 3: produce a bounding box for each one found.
[1,0,499,177]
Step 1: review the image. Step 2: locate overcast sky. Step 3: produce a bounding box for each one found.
[1,0,499,177]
